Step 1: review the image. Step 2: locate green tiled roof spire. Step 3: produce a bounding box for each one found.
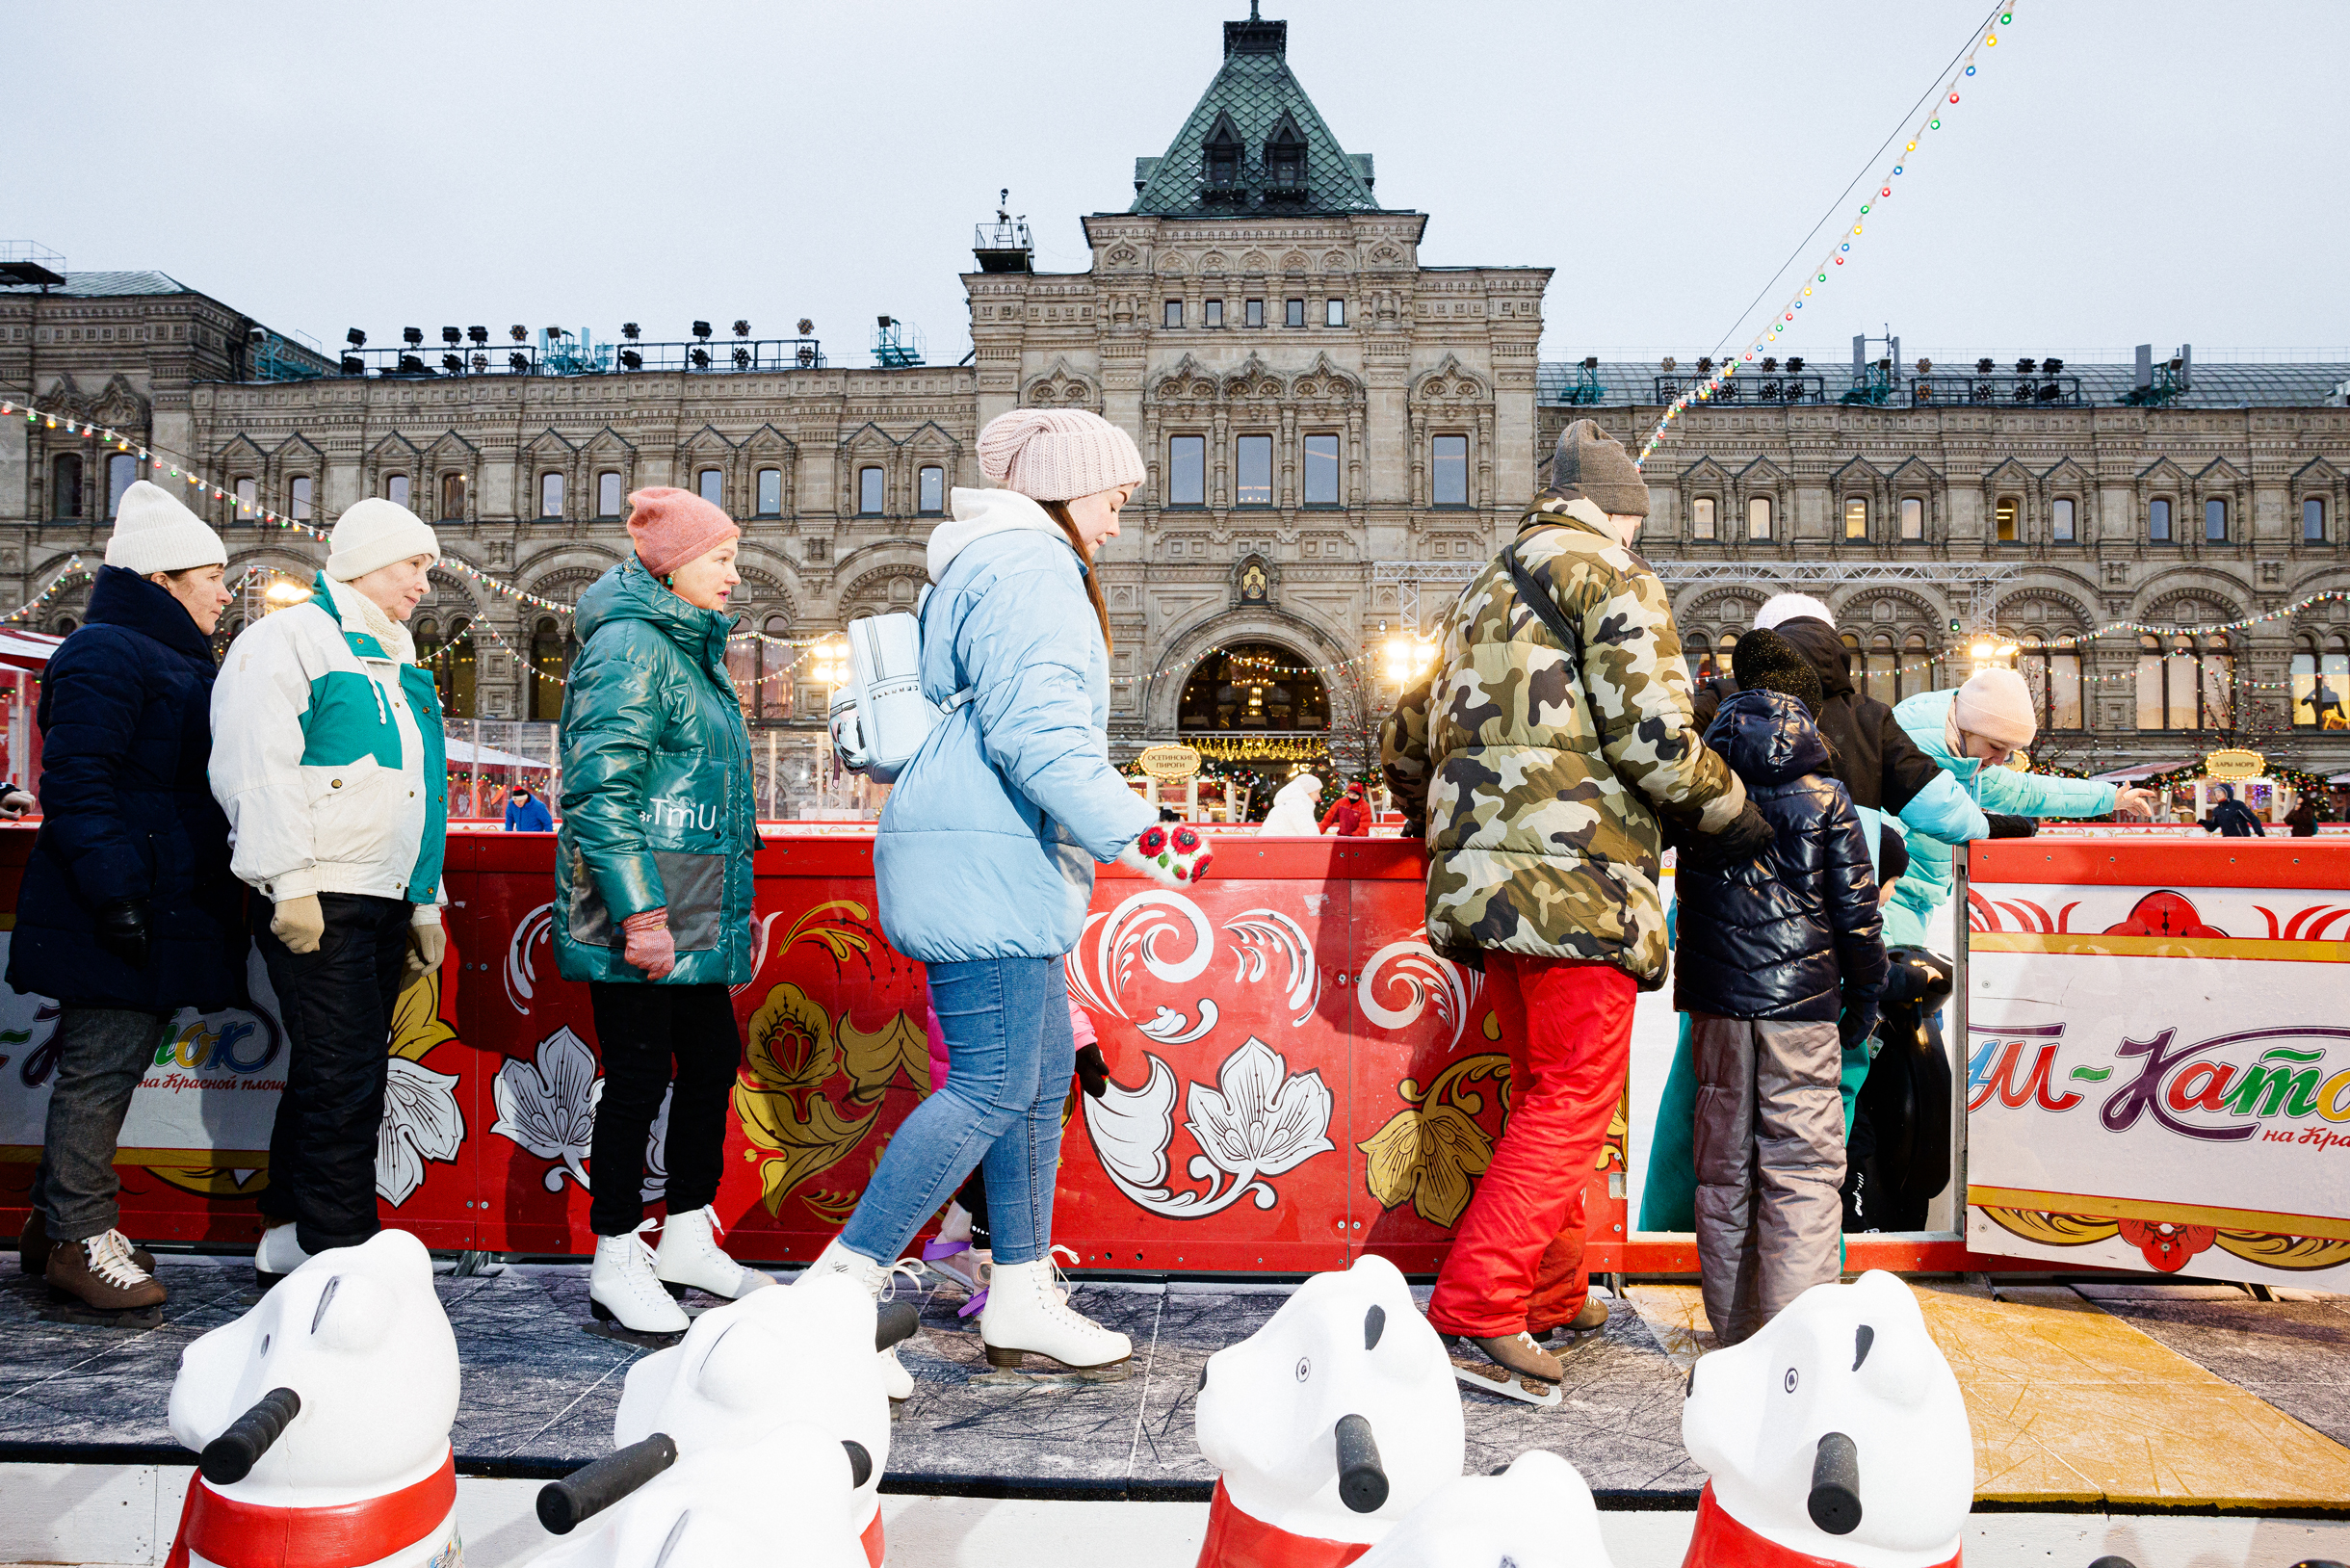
[1130,7,1383,219]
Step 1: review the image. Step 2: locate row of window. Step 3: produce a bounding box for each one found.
[1687,492,2333,544]
[1162,434,1467,507]
[1162,297,1346,330]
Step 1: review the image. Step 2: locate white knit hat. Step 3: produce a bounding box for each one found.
[1754,591,1836,631]
[977,409,1145,503]
[1952,666,2039,751]
[104,481,226,576]
[327,497,439,582]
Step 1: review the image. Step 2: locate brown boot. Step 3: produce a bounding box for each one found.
[19,1212,154,1276]
[1533,1295,1610,1341]
[46,1229,168,1316]
[1461,1330,1564,1384]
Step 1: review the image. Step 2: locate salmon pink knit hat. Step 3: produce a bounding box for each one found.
[626,486,739,576]
[977,409,1145,503]
[1952,666,2038,751]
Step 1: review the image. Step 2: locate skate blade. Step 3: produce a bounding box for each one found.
[1451,1361,1563,1409]
[39,1302,164,1330]
[582,1319,687,1350]
[972,1352,1131,1387]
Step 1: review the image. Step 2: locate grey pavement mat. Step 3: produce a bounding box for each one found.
[0,1256,1701,1501]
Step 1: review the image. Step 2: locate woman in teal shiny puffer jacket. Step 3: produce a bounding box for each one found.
[556,488,770,1335]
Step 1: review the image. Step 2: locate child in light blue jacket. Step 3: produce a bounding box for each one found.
[1885,668,2155,945]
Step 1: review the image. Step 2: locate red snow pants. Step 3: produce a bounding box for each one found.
[1424,954,1635,1340]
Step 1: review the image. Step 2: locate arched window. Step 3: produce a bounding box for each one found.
[2205,497,2229,543]
[1687,629,1716,685]
[432,615,476,718]
[598,471,624,518]
[1843,497,1868,539]
[2148,496,2173,542]
[440,471,468,522]
[2136,632,2230,730]
[50,453,83,521]
[1867,634,1897,707]
[918,465,945,515]
[1900,496,1925,540]
[757,468,784,516]
[858,466,884,514]
[106,454,138,518]
[698,468,724,508]
[529,617,569,719]
[539,472,565,519]
[2021,635,2084,731]
[1691,496,1716,539]
[1901,632,1932,703]
[760,614,794,720]
[2304,497,2329,544]
[1747,496,1773,539]
[2293,637,2350,729]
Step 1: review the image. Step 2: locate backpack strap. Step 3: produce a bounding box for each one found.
[1503,533,1583,676]
[914,575,977,717]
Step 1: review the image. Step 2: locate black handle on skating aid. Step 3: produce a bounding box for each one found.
[536,1433,679,1534]
[876,1299,919,1352]
[1808,1430,1863,1535]
[1333,1413,1388,1514]
[843,1440,873,1488]
[199,1387,301,1485]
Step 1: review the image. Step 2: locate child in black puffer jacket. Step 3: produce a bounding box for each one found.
[1676,628,1887,1345]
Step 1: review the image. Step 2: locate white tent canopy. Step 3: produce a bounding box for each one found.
[445,738,553,770]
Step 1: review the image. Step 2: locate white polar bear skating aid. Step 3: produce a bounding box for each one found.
[1352,1449,1613,1568]
[525,1422,872,1568]
[1680,1270,1972,1568]
[603,1271,895,1565]
[163,1229,462,1568]
[1192,1254,1465,1567]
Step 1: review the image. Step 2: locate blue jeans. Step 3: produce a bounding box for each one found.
[839,955,1072,1267]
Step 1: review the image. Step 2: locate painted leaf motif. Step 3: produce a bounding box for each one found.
[490,1027,599,1174]
[734,1085,875,1215]
[1086,1054,1178,1192]
[1184,1038,1334,1179]
[840,1009,929,1104]
[742,982,841,1105]
[1412,1103,1492,1229]
[388,966,457,1062]
[1359,1109,1423,1211]
[377,1056,464,1206]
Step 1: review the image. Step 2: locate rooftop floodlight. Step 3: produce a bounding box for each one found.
[509,325,528,343]
[796,345,817,367]
[441,353,462,372]
[1977,357,1996,375]
[733,319,751,337]
[468,326,489,345]
[1917,357,1933,374]
[398,353,425,373]
[508,350,529,371]
[470,353,488,372]
[546,326,566,339]
[346,327,367,349]
[732,346,750,369]
[403,327,424,347]
[1580,355,1598,370]
[621,322,640,340]
[691,347,711,368]
[1660,355,1677,372]
[1762,356,1779,373]
[441,327,461,345]
[1787,356,1805,372]
[877,314,894,330]
[340,353,364,376]
[2043,356,2065,374]
[247,326,266,344]
[796,318,814,336]
[692,321,712,341]
[2015,357,2037,375]
[620,349,642,370]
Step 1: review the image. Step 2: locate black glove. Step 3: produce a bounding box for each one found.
[94,898,151,968]
[1984,814,2036,839]
[1684,800,1774,872]
[1075,1044,1109,1100]
[1839,1000,1880,1052]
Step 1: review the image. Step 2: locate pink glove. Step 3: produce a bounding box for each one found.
[622,908,676,980]
[1117,823,1214,889]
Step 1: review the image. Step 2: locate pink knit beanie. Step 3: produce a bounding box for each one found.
[626,486,739,576]
[1952,666,2039,751]
[977,409,1145,502]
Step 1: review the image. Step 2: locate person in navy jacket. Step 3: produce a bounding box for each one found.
[502,780,553,830]
[9,482,240,1318]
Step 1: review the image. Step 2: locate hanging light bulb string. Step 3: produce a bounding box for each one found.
[1637,4,2014,468]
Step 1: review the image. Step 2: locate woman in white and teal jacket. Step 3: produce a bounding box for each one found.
[209,499,448,1284]
[1884,668,2155,946]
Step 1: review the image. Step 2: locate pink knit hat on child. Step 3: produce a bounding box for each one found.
[977,409,1145,503]
[626,486,739,576]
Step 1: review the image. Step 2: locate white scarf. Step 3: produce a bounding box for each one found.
[351,586,416,666]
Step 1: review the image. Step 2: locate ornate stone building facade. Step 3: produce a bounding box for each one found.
[6,11,2346,807]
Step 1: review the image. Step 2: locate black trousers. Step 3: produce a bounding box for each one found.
[258,893,413,1253]
[587,981,741,1237]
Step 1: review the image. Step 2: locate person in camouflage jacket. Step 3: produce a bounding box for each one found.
[1381,417,1767,1388]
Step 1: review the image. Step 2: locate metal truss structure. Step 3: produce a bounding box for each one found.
[1371,560,1481,636]
[1647,560,2028,630]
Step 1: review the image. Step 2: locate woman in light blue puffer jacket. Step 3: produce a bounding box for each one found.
[801,410,1210,1385]
[1885,668,2155,946]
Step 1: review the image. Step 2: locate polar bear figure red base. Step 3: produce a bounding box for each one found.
[1681,1270,1971,1568]
[164,1230,461,1568]
[609,1271,890,1565]
[1193,1254,1465,1568]
[1352,1450,1613,1568]
[525,1423,873,1568]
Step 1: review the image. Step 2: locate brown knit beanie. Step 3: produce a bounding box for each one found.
[1549,418,1650,517]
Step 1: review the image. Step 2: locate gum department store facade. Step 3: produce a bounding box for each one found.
[5,11,2348,810]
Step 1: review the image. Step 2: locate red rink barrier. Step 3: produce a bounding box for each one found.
[0,826,1629,1273]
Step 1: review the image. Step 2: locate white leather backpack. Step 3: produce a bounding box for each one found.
[825,595,972,784]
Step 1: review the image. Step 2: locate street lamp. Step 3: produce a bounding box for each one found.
[809,637,849,689]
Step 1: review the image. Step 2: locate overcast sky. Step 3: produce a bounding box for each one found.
[14,1,2347,368]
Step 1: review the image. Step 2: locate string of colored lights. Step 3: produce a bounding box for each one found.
[1,556,89,624]
[1635,6,2015,468]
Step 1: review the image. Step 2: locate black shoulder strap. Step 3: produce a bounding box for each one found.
[1504,535,1583,675]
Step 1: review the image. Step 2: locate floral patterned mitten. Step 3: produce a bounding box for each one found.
[1117,823,1214,889]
